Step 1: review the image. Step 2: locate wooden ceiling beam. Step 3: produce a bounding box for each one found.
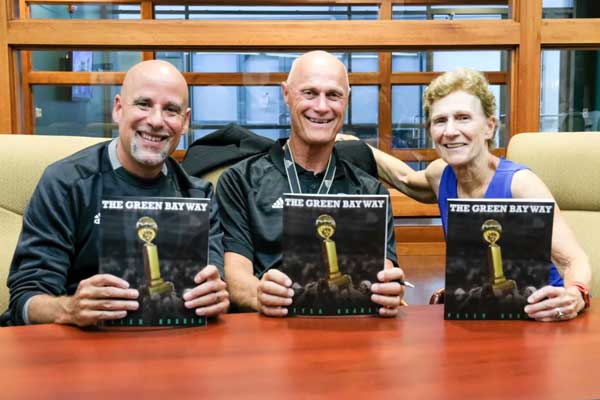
[541,19,600,48]
[26,70,507,86]
[8,19,520,49]
[26,71,383,85]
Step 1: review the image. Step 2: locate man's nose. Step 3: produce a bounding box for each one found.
[146,106,165,128]
[313,93,329,112]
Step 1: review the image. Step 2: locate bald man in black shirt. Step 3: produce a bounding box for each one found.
[3,60,229,326]
[217,51,406,317]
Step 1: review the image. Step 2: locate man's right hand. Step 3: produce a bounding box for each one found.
[56,274,139,326]
[257,269,294,317]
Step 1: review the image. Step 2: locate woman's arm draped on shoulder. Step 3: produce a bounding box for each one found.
[336,133,438,203]
[370,145,437,203]
[511,170,592,287]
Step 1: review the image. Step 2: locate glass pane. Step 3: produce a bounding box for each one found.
[30,4,140,19]
[543,0,600,18]
[432,51,505,71]
[403,160,433,173]
[156,52,377,73]
[392,85,425,149]
[31,51,142,72]
[349,53,378,73]
[348,86,378,146]
[190,128,285,143]
[12,0,20,17]
[392,5,427,21]
[392,50,507,72]
[393,4,509,20]
[190,85,377,145]
[32,85,119,137]
[540,49,600,132]
[392,84,507,149]
[32,84,193,149]
[154,5,378,20]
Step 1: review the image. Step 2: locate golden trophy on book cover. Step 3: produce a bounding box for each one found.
[136,216,174,297]
[316,214,351,289]
[481,219,517,296]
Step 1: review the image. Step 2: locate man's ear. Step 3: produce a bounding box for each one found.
[182,107,191,135]
[112,94,122,124]
[281,81,289,106]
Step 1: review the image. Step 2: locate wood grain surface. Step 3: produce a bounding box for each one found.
[1,299,598,399]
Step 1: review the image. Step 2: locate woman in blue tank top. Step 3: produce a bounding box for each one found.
[341,68,591,322]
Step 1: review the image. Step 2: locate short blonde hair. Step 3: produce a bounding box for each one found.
[423,68,496,128]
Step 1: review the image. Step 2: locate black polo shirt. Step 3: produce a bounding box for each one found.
[216,141,398,278]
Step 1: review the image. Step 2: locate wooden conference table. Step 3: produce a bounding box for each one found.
[1,300,599,399]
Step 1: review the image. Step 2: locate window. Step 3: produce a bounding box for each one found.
[540,49,600,132]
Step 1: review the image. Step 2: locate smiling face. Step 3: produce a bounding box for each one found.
[429,90,496,167]
[282,51,349,148]
[112,60,190,178]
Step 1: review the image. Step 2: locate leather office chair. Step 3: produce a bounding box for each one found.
[506,132,600,296]
[0,135,108,313]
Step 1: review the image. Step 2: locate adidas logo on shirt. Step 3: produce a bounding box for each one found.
[272,197,284,209]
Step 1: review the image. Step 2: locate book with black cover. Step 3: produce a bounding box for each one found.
[281,193,389,316]
[445,198,555,320]
[99,197,210,327]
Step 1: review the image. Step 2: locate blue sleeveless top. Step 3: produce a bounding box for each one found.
[438,157,563,286]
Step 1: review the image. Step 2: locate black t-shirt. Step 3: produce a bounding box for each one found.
[3,140,223,325]
[216,142,397,277]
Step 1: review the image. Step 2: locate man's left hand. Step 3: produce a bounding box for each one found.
[371,266,406,317]
[183,265,229,317]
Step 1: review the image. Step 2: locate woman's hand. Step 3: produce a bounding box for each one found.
[524,285,584,322]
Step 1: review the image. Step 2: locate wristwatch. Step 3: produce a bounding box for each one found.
[568,281,590,310]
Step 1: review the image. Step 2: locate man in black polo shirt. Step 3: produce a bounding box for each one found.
[2,60,229,326]
[217,51,405,317]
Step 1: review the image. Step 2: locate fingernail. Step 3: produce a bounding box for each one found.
[285,279,292,287]
[288,289,294,297]
[285,298,293,305]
